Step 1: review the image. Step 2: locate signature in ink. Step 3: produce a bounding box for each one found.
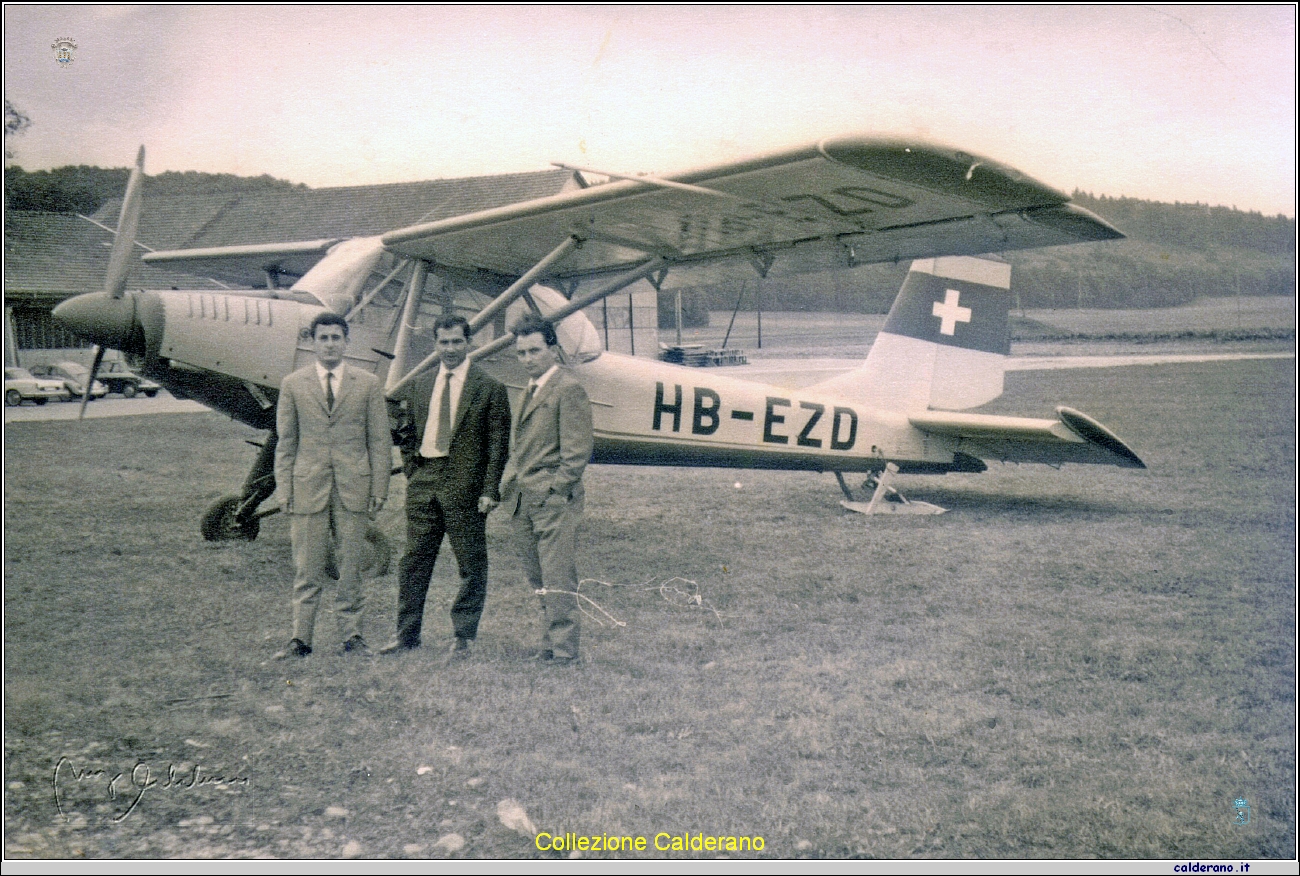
[53,756,250,822]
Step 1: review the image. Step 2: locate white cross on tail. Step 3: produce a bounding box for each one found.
[932,289,972,335]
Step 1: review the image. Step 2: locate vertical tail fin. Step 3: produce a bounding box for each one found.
[810,255,1011,412]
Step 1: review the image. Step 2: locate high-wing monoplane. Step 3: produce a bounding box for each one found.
[53,137,1141,546]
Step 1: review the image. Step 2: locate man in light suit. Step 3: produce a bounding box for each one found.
[273,311,391,659]
[381,315,512,657]
[499,314,594,665]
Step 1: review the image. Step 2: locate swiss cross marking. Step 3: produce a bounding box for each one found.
[932,289,972,336]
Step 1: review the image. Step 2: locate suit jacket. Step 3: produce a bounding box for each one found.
[274,363,392,514]
[500,367,594,505]
[392,362,511,506]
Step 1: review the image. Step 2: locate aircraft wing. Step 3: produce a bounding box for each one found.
[141,239,343,286]
[909,407,1145,469]
[382,136,1122,288]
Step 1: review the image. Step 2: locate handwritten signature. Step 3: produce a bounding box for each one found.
[53,756,250,822]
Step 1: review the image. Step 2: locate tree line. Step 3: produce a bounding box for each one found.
[673,193,1294,318]
[4,161,1291,313]
[4,164,306,214]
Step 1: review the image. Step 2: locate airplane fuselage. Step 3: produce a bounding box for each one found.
[576,353,964,474]
[100,287,966,475]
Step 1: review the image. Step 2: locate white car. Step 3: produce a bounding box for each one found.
[33,361,108,401]
[5,367,71,406]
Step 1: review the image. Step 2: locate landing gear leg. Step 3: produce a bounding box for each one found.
[201,433,280,541]
[835,464,947,516]
[199,432,393,577]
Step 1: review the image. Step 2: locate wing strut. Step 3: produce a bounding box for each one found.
[467,235,580,334]
[385,259,430,394]
[383,236,582,397]
[464,256,669,365]
[345,258,413,322]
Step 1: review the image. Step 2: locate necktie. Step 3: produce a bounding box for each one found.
[325,372,335,411]
[435,371,453,454]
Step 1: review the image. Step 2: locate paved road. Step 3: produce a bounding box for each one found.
[4,392,209,423]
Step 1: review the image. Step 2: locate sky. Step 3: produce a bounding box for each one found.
[4,5,1296,217]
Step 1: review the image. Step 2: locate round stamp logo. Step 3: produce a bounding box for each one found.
[52,37,77,67]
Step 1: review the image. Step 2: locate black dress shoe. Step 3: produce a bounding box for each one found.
[342,635,371,656]
[378,640,419,655]
[274,639,311,660]
[547,654,578,666]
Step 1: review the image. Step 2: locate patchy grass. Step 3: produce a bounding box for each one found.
[4,359,1295,859]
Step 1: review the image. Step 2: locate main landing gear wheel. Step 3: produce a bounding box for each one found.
[201,495,262,541]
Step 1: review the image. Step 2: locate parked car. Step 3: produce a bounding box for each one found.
[5,367,71,406]
[33,361,108,401]
[99,361,162,398]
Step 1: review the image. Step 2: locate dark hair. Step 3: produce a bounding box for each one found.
[309,311,350,339]
[433,315,471,341]
[511,313,558,347]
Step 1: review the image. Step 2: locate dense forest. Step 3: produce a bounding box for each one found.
[4,162,1292,316]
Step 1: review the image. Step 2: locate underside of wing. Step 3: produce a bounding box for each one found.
[382,136,1123,288]
[910,406,1145,469]
[141,239,343,286]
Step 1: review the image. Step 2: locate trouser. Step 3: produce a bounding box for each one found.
[511,489,583,659]
[396,458,490,644]
[289,486,366,646]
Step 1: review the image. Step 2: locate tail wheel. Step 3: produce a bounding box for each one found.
[200,495,261,541]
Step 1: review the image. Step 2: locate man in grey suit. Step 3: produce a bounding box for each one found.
[381,315,511,657]
[499,314,594,665]
[273,311,392,659]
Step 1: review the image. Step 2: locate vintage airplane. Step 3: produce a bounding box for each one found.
[53,136,1141,550]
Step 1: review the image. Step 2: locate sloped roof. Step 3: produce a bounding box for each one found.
[92,170,572,251]
[6,169,573,301]
[4,212,227,303]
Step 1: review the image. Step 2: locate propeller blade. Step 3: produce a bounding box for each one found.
[79,345,106,420]
[103,145,145,299]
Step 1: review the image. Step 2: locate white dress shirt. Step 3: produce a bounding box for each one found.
[419,358,471,458]
[314,361,345,404]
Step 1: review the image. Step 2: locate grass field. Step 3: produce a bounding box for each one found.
[3,357,1295,859]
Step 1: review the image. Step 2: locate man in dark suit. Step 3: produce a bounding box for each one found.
[381,315,512,657]
[499,314,594,665]
[273,311,391,658]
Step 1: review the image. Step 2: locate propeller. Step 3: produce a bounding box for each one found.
[78,146,144,420]
[104,145,145,300]
[78,345,106,420]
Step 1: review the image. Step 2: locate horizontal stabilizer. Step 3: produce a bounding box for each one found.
[910,406,1145,469]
